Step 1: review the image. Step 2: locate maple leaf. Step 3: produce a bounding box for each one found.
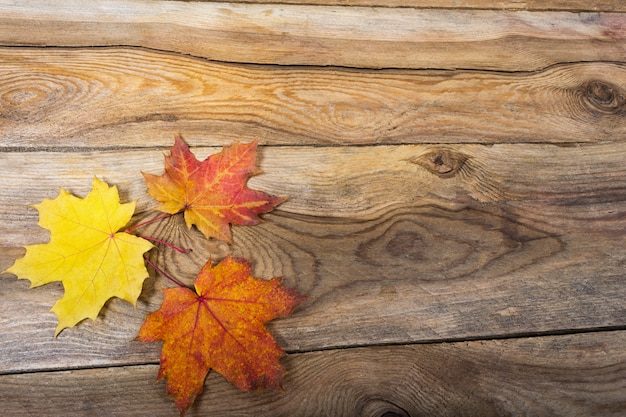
[136,256,305,416]
[143,136,285,242]
[3,177,154,336]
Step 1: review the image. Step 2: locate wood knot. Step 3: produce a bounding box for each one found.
[409,149,467,178]
[408,148,510,202]
[385,231,424,261]
[360,398,409,417]
[582,80,626,115]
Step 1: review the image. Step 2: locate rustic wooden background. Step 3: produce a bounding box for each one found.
[1,1,625,416]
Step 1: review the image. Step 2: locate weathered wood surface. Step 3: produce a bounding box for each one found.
[1,143,625,372]
[1,0,625,415]
[3,48,626,148]
[2,332,625,417]
[1,1,626,70]
[193,0,626,12]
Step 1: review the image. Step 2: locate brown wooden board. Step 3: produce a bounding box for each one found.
[1,1,625,414]
[1,331,624,416]
[2,49,626,148]
[1,144,624,373]
[187,1,626,12]
[1,3,625,70]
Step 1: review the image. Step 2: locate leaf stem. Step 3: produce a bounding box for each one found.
[125,212,173,234]
[144,255,187,288]
[141,237,191,253]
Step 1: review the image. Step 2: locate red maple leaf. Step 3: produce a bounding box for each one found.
[143,136,285,242]
[136,256,305,416]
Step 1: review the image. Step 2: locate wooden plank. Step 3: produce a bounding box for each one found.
[1,144,624,372]
[1,2,625,70]
[1,331,624,416]
[2,144,625,242]
[202,1,626,12]
[3,49,626,148]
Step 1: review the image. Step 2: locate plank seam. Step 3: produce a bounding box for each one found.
[1,44,625,74]
[2,326,624,377]
[285,325,626,354]
[0,141,616,153]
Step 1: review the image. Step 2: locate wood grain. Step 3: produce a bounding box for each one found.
[1,331,624,416]
[196,1,626,12]
[3,48,626,147]
[1,144,624,372]
[2,2,625,414]
[2,144,625,243]
[1,2,625,70]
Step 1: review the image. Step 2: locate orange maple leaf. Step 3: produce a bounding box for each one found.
[136,256,304,416]
[143,136,285,242]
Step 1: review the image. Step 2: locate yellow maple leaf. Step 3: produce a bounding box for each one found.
[3,177,154,336]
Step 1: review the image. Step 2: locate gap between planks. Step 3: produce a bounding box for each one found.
[2,327,624,377]
[186,0,626,12]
